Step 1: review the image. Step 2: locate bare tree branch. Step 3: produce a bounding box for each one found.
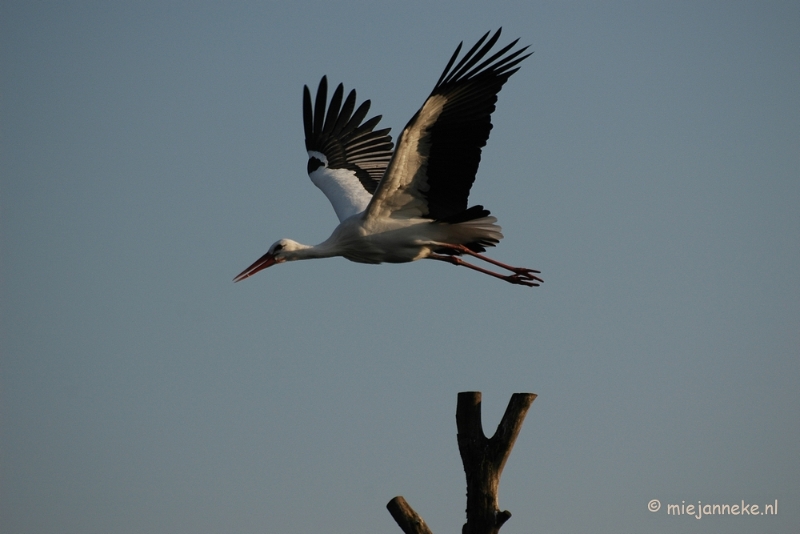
[387,496,433,534]
[457,392,536,534]
[387,392,536,534]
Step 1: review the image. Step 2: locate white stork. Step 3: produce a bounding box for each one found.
[234,29,542,287]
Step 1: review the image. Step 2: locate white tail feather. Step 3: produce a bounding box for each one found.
[447,216,504,246]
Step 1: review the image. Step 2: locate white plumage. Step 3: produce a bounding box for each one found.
[234,29,542,287]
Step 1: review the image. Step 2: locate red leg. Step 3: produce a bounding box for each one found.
[429,253,541,287]
[440,244,543,284]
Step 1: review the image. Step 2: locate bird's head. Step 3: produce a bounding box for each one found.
[233,239,304,282]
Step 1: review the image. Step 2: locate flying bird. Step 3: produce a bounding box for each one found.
[234,29,542,287]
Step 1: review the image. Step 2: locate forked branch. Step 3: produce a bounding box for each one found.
[387,391,537,534]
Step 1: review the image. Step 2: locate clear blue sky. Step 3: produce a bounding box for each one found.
[2,2,798,533]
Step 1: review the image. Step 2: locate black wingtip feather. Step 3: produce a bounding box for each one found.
[444,30,494,85]
[331,90,357,136]
[312,77,328,137]
[304,77,395,192]
[446,29,503,84]
[435,41,464,88]
[434,29,530,92]
[322,83,344,135]
[412,30,531,220]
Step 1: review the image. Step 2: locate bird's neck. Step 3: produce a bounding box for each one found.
[284,241,339,262]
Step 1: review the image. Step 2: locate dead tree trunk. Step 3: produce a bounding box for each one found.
[387,391,536,534]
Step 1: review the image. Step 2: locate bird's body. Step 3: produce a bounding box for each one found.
[234,29,542,287]
[275,212,503,265]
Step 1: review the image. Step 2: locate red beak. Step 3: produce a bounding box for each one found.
[233,252,277,282]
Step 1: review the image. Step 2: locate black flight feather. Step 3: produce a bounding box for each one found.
[421,28,531,221]
[303,76,394,193]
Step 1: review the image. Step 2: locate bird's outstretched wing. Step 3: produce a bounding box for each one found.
[303,77,394,222]
[365,29,530,222]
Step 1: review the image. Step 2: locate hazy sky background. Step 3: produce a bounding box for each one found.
[2,2,798,533]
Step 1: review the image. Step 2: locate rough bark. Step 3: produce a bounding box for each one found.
[387,391,536,534]
[387,496,434,534]
[457,391,536,534]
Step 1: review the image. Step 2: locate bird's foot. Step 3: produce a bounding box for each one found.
[504,273,541,287]
[447,245,543,285]
[430,251,542,288]
[505,266,543,284]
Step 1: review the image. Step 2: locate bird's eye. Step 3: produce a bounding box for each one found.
[273,244,284,252]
